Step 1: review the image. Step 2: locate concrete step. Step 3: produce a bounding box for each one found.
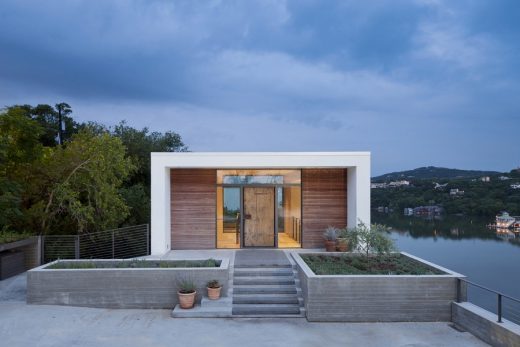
[171,304,232,318]
[234,268,294,277]
[232,304,302,316]
[233,294,299,305]
[234,264,293,269]
[201,296,232,308]
[233,276,295,286]
[233,284,297,294]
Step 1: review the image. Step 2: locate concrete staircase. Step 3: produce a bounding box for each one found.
[232,263,305,317]
[171,251,305,318]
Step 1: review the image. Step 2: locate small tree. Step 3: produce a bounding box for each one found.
[344,222,396,260]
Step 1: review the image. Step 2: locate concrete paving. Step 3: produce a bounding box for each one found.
[0,273,489,347]
[234,249,291,267]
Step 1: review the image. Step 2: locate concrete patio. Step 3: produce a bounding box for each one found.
[0,273,488,347]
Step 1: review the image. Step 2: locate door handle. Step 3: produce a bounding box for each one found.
[244,214,252,220]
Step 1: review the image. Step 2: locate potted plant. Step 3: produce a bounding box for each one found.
[207,279,222,300]
[323,226,339,252]
[336,228,349,252]
[177,279,197,309]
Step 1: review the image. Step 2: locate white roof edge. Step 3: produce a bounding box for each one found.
[151,151,371,156]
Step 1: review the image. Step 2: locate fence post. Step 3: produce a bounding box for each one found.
[456,278,462,303]
[112,231,115,259]
[146,224,150,255]
[40,236,45,265]
[498,294,503,323]
[75,236,80,259]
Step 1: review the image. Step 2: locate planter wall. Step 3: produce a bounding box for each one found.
[293,252,465,322]
[27,258,229,309]
[0,237,41,279]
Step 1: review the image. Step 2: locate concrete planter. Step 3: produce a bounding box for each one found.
[292,252,465,322]
[27,258,229,309]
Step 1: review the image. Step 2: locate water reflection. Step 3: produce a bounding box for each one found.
[373,213,520,247]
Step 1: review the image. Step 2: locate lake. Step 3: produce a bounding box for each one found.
[372,213,520,324]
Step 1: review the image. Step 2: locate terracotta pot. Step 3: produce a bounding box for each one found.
[207,286,222,300]
[178,291,196,309]
[336,239,348,252]
[324,240,337,252]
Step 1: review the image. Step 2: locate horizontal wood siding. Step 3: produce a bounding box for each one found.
[302,169,347,248]
[171,169,216,249]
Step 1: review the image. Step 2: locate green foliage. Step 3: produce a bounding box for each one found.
[28,128,135,234]
[301,254,444,275]
[343,222,396,259]
[112,121,187,225]
[323,226,339,241]
[207,279,221,288]
[7,103,80,146]
[372,176,520,217]
[177,278,197,293]
[119,183,150,226]
[373,166,500,181]
[0,102,188,236]
[0,228,34,244]
[0,109,45,230]
[46,259,220,269]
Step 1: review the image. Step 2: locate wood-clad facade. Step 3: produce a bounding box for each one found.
[170,169,216,249]
[170,168,348,250]
[301,169,348,248]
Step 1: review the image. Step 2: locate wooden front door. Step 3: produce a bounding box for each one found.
[243,187,275,247]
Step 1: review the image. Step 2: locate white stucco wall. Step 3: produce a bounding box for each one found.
[150,152,371,255]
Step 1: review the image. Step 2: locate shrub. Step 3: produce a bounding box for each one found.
[207,280,221,288]
[177,278,196,294]
[341,222,396,259]
[323,226,339,241]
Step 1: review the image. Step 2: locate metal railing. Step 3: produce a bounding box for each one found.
[292,217,302,243]
[457,278,520,324]
[41,224,150,264]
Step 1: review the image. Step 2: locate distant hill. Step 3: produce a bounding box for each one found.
[372,166,501,181]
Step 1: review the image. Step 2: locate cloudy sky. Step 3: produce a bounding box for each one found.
[1,0,519,175]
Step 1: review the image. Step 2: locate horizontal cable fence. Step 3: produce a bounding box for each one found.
[458,278,520,325]
[42,224,149,264]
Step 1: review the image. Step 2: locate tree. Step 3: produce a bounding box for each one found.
[7,103,79,147]
[0,108,44,230]
[113,121,187,187]
[112,121,187,225]
[55,102,72,145]
[29,128,135,234]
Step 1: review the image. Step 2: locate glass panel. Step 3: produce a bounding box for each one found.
[217,187,241,248]
[277,186,301,248]
[223,175,283,185]
[217,169,300,185]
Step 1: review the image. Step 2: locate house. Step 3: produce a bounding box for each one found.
[511,183,520,190]
[413,205,443,216]
[450,188,464,196]
[150,152,371,254]
[388,180,410,187]
[404,208,414,216]
[498,176,510,181]
[480,176,490,182]
[434,182,448,190]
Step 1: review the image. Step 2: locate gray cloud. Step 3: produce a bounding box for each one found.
[0,0,519,174]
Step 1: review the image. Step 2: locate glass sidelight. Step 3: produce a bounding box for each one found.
[216,187,241,248]
[276,186,302,248]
